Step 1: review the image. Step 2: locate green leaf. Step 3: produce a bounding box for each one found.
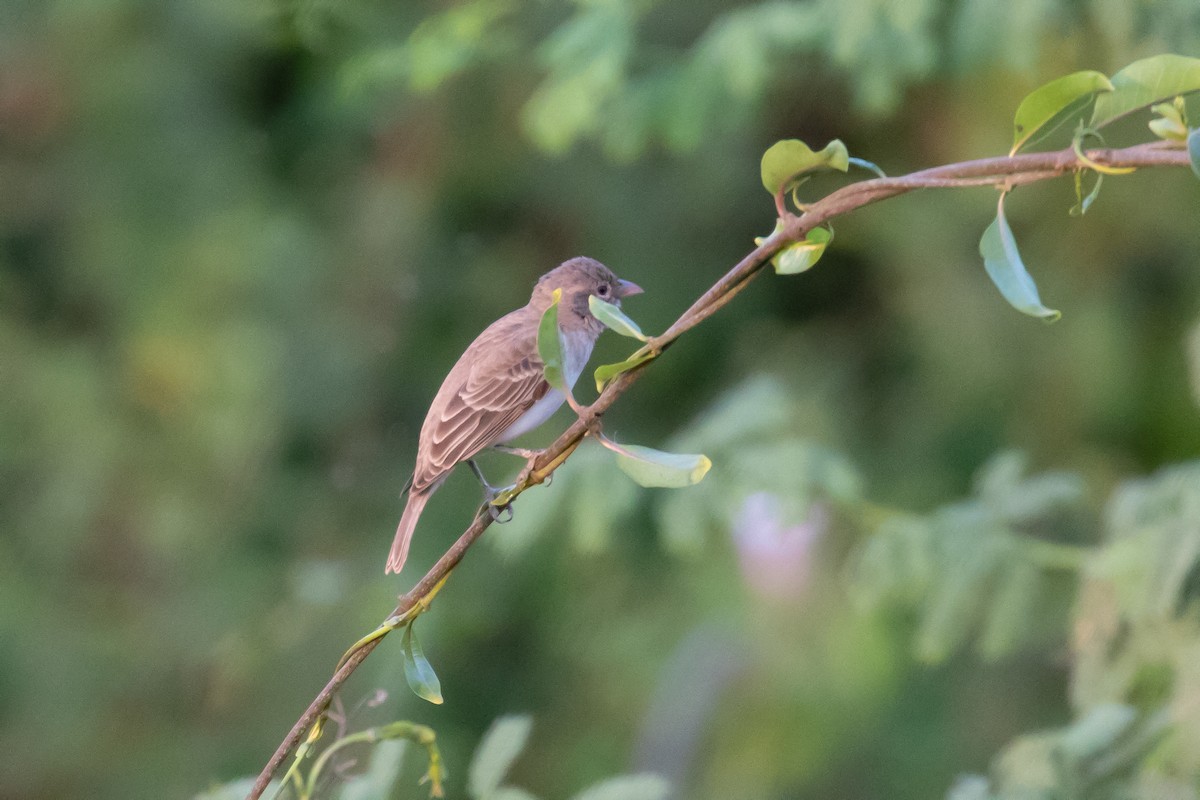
[1069,170,1103,217]
[1090,54,1200,129]
[979,197,1061,322]
[760,139,849,194]
[1011,70,1112,154]
[1189,128,1200,179]
[593,349,655,393]
[773,227,832,274]
[1148,99,1189,140]
[569,774,671,800]
[537,288,565,390]
[607,442,711,488]
[401,623,444,705]
[588,295,647,340]
[469,715,533,799]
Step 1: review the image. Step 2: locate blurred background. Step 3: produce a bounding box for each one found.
[2,2,1199,799]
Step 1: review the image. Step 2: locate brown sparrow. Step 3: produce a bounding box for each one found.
[386,257,642,574]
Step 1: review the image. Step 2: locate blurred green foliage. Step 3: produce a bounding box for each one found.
[2,1,1200,799]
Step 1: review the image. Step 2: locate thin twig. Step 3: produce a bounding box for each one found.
[246,140,1190,800]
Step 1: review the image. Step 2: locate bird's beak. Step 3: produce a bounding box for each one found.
[616,279,643,297]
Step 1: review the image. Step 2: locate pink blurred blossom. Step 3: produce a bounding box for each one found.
[732,492,827,601]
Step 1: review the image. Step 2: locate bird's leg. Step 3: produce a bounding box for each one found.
[467,459,514,523]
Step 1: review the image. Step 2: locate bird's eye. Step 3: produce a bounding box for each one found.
[597,284,611,298]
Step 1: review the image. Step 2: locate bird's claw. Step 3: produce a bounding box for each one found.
[488,502,514,524]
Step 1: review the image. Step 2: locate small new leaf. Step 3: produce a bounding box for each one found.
[773,227,832,275]
[402,623,444,705]
[1148,98,1189,140]
[760,139,849,195]
[588,295,647,340]
[1011,70,1112,154]
[979,196,1061,322]
[594,349,656,393]
[1090,54,1200,129]
[604,440,711,488]
[1069,170,1103,217]
[537,288,565,390]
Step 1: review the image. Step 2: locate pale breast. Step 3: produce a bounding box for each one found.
[496,327,594,442]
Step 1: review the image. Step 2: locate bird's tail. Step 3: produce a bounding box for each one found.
[386,489,430,575]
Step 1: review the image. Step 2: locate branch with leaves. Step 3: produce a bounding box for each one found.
[246,53,1200,800]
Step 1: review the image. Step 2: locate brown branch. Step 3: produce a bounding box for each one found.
[246,139,1190,800]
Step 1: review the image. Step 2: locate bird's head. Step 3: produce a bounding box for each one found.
[532,256,642,334]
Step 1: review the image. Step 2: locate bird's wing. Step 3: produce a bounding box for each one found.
[413,317,550,490]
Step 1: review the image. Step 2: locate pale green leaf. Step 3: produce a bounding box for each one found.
[609,442,711,488]
[1189,128,1200,179]
[1011,70,1112,153]
[401,623,444,705]
[336,739,407,800]
[1149,116,1188,140]
[1058,704,1138,763]
[469,715,533,799]
[593,350,655,393]
[588,295,647,340]
[536,289,565,390]
[773,227,832,275]
[760,139,849,194]
[1091,54,1200,129]
[569,774,671,800]
[979,197,1061,321]
[1069,170,1103,217]
[1148,99,1189,140]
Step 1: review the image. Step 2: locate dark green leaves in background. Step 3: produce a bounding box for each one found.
[850,452,1086,663]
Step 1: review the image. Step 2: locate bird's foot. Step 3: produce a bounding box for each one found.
[486,500,514,524]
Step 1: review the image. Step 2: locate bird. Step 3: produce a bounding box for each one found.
[386,256,643,575]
